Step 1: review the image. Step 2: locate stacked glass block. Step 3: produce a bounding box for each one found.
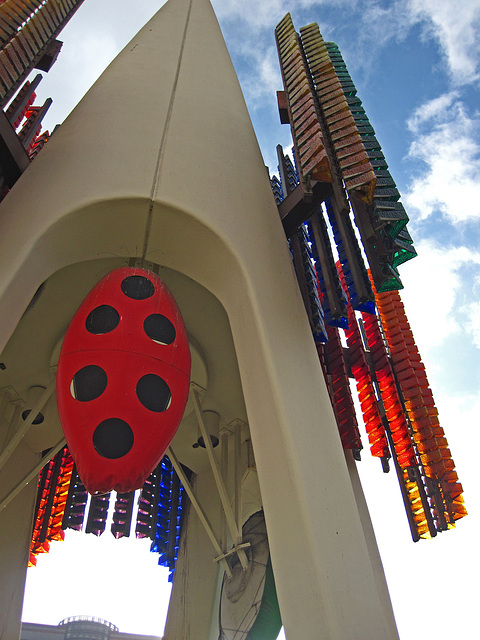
[150,457,184,581]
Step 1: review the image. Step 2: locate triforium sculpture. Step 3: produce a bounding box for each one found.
[0,2,465,639]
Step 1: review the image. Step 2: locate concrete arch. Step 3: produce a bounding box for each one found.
[0,193,247,352]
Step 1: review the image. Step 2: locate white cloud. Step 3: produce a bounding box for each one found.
[462,299,480,348]
[235,44,282,108]
[356,1,413,47]
[213,0,291,30]
[213,0,341,30]
[348,0,480,86]
[400,240,480,354]
[404,97,480,224]
[406,0,480,85]
[407,91,459,132]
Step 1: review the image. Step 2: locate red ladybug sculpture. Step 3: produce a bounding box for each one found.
[56,267,191,494]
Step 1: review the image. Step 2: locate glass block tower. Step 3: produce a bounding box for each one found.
[273,14,466,541]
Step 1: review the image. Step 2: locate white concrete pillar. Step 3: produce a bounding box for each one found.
[0,442,38,640]
[163,470,223,640]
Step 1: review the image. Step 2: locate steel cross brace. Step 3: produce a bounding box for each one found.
[0,378,56,472]
[191,385,250,572]
[167,446,234,578]
[0,437,66,512]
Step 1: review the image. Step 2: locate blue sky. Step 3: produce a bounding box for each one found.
[21,1,480,638]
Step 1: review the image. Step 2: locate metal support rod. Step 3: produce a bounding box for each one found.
[6,73,42,126]
[18,98,53,149]
[38,447,64,542]
[167,446,232,578]
[431,480,449,531]
[277,144,292,198]
[0,438,66,512]
[360,317,431,541]
[364,347,421,541]
[0,391,10,423]
[150,463,162,541]
[0,401,21,452]
[191,388,249,571]
[214,542,251,563]
[388,362,439,538]
[411,464,438,538]
[220,429,229,552]
[234,424,242,534]
[167,471,181,565]
[0,379,56,471]
[381,414,420,542]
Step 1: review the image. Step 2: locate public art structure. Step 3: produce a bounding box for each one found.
[0,1,466,639]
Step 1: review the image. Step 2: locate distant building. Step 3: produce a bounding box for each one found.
[21,616,161,640]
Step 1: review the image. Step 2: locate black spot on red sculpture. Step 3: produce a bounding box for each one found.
[57,267,191,494]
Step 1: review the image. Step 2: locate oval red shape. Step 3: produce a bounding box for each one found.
[56,267,191,494]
